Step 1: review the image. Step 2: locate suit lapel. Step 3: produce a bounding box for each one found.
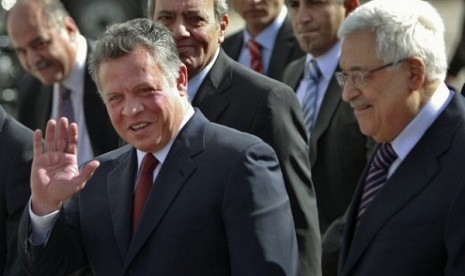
[123,111,207,270]
[268,18,300,79]
[341,94,462,274]
[310,77,342,165]
[36,85,53,131]
[107,146,137,260]
[223,32,243,60]
[192,51,233,121]
[285,57,305,90]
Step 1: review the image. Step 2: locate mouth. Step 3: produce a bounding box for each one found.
[129,122,151,133]
[351,101,372,113]
[33,60,52,72]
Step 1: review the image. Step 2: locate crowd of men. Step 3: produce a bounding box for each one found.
[1,0,465,275]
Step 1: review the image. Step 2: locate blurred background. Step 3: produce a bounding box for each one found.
[0,0,464,116]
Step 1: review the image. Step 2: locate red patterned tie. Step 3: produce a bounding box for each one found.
[132,153,158,233]
[248,39,263,73]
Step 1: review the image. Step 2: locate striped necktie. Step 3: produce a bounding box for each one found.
[356,143,397,228]
[248,39,264,73]
[58,84,75,123]
[301,59,322,141]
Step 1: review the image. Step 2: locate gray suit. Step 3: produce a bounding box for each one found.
[193,51,321,276]
[18,110,298,276]
[0,105,33,276]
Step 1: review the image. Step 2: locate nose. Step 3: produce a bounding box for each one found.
[297,5,313,23]
[341,85,359,103]
[26,49,42,70]
[122,96,144,116]
[171,19,190,39]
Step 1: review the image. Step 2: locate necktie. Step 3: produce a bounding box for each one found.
[356,143,397,227]
[248,39,264,73]
[301,60,322,141]
[58,84,75,123]
[132,153,158,233]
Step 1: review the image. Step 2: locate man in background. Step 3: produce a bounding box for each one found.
[7,0,120,165]
[148,0,322,274]
[222,0,304,80]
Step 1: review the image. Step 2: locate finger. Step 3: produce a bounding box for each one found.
[45,120,57,153]
[56,118,68,152]
[74,160,100,190]
[67,122,79,155]
[33,129,43,158]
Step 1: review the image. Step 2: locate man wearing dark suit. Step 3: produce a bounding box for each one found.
[18,19,297,275]
[0,105,33,276]
[7,0,119,165]
[337,1,465,275]
[221,0,304,80]
[282,0,370,234]
[149,0,321,275]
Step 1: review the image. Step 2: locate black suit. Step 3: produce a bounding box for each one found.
[0,105,33,276]
[16,40,119,157]
[281,56,373,233]
[192,50,321,276]
[339,92,465,276]
[222,15,304,80]
[19,110,298,275]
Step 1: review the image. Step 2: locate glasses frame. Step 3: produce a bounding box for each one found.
[335,58,409,88]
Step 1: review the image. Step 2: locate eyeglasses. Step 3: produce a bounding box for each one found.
[335,58,409,88]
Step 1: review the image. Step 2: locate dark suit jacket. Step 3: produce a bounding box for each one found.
[0,105,33,276]
[222,15,305,80]
[16,40,120,156]
[281,56,373,233]
[193,50,321,276]
[18,110,298,275]
[339,92,465,276]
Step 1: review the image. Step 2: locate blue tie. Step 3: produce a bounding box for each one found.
[356,143,397,228]
[301,60,321,141]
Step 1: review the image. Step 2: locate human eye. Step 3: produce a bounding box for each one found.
[156,13,174,24]
[106,93,123,104]
[287,0,299,9]
[31,39,50,51]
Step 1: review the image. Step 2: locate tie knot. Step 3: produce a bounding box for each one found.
[373,143,397,170]
[248,39,261,51]
[140,154,158,174]
[306,60,321,82]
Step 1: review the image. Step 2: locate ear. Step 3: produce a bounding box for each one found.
[63,16,79,38]
[344,0,360,16]
[177,64,188,96]
[406,56,426,91]
[218,14,229,44]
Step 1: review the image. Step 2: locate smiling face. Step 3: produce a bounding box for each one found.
[98,47,189,152]
[231,0,284,36]
[288,0,351,57]
[152,0,228,78]
[7,2,78,85]
[339,30,418,143]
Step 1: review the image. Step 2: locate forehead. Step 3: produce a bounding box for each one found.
[7,4,55,40]
[340,30,378,69]
[98,49,163,89]
[154,0,215,14]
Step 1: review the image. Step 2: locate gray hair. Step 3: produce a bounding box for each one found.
[147,0,228,23]
[88,18,182,93]
[338,0,447,81]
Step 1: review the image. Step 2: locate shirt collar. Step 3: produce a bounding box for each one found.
[305,40,341,81]
[136,107,195,168]
[242,5,288,51]
[391,82,453,161]
[187,47,220,101]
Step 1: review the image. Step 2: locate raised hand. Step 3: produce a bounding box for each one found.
[30,118,100,216]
